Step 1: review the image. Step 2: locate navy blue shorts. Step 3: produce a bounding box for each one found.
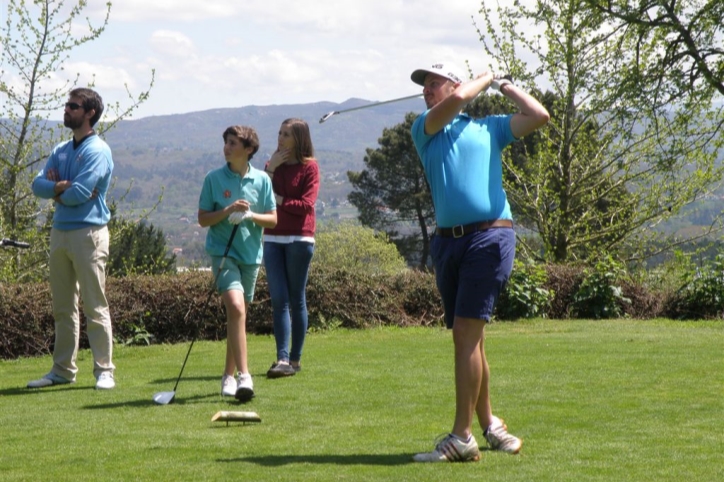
[431,227,516,328]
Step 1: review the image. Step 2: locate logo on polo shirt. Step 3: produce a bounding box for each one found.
[224,190,231,198]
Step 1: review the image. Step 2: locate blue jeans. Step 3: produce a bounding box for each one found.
[263,241,315,362]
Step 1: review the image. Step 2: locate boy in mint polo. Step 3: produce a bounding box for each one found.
[198,125,277,401]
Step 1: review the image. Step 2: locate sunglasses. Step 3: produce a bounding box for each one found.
[64,102,84,111]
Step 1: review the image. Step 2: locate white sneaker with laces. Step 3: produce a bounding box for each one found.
[413,433,480,463]
[27,372,74,388]
[95,372,115,390]
[484,416,522,454]
[221,374,237,397]
[235,373,254,402]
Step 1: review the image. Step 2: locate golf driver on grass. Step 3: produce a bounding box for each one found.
[152,224,240,405]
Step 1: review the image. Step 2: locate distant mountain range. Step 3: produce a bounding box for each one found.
[104,96,423,155]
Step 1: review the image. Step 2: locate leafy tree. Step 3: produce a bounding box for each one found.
[0,0,154,282]
[583,0,724,100]
[475,0,724,263]
[347,113,435,269]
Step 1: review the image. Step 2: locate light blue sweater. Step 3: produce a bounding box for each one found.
[32,134,113,231]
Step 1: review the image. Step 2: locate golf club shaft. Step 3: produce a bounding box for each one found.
[319,93,422,123]
[171,224,240,392]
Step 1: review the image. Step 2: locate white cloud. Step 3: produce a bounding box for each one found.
[105,0,237,21]
[62,62,136,90]
[35,0,522,117]
[149,30,197,57]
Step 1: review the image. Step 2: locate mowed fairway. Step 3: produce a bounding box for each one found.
[0,320,722,481]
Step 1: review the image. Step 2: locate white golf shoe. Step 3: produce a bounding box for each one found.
[235,373,254,402]
[484,416,522,454]
[221,374,237,397]
[27,372,74,388]
[95,372,115,390]
[413,433,481,463]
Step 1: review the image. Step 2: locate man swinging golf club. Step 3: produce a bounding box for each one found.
[409,62,550,462]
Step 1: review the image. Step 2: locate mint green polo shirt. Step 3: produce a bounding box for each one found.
[199,163,276,265]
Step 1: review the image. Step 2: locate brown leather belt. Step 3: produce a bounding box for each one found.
[435,219,513,238]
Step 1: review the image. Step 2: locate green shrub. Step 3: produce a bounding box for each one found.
[0,268,445,360]
[665,253,724,319]
[496,258,553,320]
[572,255,631,319]
[313,221,408,276]
[636,249,692,295]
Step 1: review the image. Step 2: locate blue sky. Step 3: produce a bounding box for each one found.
[13,0,506,120]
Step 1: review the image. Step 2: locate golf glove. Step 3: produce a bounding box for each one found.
[228,211,253,225]
[491,73,513,92]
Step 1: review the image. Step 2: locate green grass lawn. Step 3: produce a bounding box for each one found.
[1,320,722,481]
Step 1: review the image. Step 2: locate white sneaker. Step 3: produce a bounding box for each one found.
[235,373,254,402]
[413,433,481,463]
[27,372,74,388]
[484,416,522,454]
[221,374,237,397]
[95,372,115,390]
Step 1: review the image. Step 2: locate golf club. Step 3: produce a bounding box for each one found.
[319,93,423,123]
[153,223,240,405]
[1,238,30,249]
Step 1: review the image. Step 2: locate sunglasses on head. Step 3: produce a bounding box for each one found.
[64,102,84,111]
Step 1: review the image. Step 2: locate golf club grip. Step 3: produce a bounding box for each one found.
[222,224,239,260]
[1,239,30,248]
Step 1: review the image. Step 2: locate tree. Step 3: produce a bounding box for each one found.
[583,0,724,100]
[107,215,176,277]
[0,0,154,282]
[475,0,724,263]
[347,112,435,269]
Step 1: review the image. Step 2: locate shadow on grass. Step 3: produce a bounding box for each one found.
[218,454,413,466]
[0,385,93,396]
[150,375,218,385]
[80,391,244,409]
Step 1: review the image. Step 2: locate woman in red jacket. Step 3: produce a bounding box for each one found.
[263,118,320,378]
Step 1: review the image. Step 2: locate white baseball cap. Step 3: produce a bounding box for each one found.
[410,63,465,86]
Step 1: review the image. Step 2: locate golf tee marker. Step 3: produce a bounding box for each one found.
[211,411,262,426]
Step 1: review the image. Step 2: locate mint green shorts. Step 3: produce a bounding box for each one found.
[211,256,260,303]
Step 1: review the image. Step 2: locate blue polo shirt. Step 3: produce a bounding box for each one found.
[199,163,276,265]
[411,111,515,228]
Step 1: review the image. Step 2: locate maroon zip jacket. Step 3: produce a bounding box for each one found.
[264,159,320,237]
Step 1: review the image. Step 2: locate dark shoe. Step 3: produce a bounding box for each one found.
[266,362,296,379]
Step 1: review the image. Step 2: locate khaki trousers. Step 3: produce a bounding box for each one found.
[49,225,114,380]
